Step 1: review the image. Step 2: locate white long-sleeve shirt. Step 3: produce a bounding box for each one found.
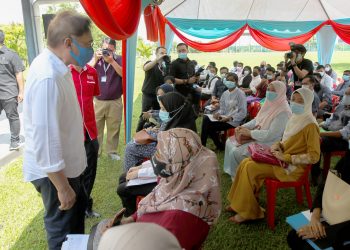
[201,76,219,95]
[23,49,87,182]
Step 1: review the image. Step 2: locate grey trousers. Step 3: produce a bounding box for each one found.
[32,176,87,250]
[0,97,20,142]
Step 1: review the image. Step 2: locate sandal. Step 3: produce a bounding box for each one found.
[228,214,246,224]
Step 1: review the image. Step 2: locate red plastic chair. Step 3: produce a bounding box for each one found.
[322,151,346,178]
[265,165,313,230]
[200,99,207,110]
[248,101,261,119]
[222,128,235,143]
[331,95,340,112]
[136,195,144,208]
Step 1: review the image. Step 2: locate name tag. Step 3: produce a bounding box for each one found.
[101,76,107,83]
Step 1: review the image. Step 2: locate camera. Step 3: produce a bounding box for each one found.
[102,49,111,57]
[285,51,294,59]
[163,55,171,64]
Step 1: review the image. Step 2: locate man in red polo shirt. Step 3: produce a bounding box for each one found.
[70,64,100,218]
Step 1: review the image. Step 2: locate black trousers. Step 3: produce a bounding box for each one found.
[116,172,157,217]
[32,176,86,250]
[200,115,234,148]
[311,137,349,178]
[136,93,160,132]
[83,135,99,211]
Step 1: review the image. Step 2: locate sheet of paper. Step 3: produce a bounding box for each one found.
[205,114,229,122]
[61,234,89,250]
[127,177,157,187]
[301,210,312,221]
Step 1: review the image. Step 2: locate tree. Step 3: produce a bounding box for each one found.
[137,38,154,59]
[0,23,27,65]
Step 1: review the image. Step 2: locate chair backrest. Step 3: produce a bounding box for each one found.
[331,95,340,112]
[250,101,261,119]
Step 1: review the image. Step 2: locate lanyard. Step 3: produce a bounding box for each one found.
[103,63,111,76]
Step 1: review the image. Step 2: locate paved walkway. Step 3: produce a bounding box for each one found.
[0,103,24,167]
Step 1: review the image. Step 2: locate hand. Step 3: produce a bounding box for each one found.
[103,53,114,64]
[297,225,315,239]
[211,96,218,102]
[290,52,296,64]
[270,142,282,152]
[126,169,139,180]
[57,185,76,210]
[271,150,285,161]
[213,113,221,120]
[95,49,103,61]
[121,216,135,225]
[156,54,167,63]
[142,112,151,120]
[17,92,24,103]
[188,76,197,84]
[128,166,140,173]
[239,127,251,137]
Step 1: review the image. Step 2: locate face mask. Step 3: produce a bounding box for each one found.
[151,156,172,178]
[69,39,94,68]
[159,110,170,122]
[325,67,331,72]
[290,102,304,115]
[342,75,350,82]
[266,74,273,80]
[221,74,226,78]
[253,72,258,77]
[209,72,214,77]
[237,67,242,71]
[319,72,325,77]
[302,85,311,90]
[342,95,350,106]
[296,54,302,62]
[244,70,250,75]
[266,91,278,101]
[178,52,187,60]
[224,79,236,89]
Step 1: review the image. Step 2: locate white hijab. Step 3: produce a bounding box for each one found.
[282,88,318,142]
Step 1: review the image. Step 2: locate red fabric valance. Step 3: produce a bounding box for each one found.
[79,0,142,40]
[144,5,158,42]
[166,20,247,52]
[247,23,326,51]
[330,20,350,44]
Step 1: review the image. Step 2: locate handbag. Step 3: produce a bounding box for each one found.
[248,143,288,168]
[134,129,157,145]
[322,171,350,225]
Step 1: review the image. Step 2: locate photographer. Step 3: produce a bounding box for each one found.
[136,46,170,132]
[284,44,313,90]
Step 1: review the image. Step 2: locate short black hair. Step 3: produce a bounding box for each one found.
[253,66,261,72]
[192,60,198,66]
[266,67,276,73]
[0,30,4,44]
[103,37,116,47]
[209,61,216,67]
[316,65,325,70]
[226,72,238,83]
[303,75,317,85]
[155,46,166,53]
[238,62,244,67]
[211,66,218,73]
[244,66,252,72]
[220,67,229,72]
[176,43,188,49]
[164,75,175,84]
[291,44,307,54]
[344,70,350,74]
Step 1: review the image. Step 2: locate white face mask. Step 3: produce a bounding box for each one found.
[237,67,242,71]
[244,70,250,75]
[325,66,331,72]
[319,72,325,77]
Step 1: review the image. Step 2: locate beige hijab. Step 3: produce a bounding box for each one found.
[98,223,182,250]
[137,128,222,225]
[282,88,318,142]
[255,81,292,130]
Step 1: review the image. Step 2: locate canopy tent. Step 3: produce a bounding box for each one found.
[22,0,350,143]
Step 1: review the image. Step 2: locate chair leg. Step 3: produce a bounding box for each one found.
[304,182,313,209]
[266,182,277,230]
[295,186,303,205]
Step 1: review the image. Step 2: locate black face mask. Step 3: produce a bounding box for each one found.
[260,65,265,68]
[151,156,172,178]
[314,83,321,92]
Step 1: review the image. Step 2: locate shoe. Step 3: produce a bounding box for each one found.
[9,140,22,151]
[109,153,121,161]
[228,214,246,225]
[85,210,101,218]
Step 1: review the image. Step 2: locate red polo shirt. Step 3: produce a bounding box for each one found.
[70,64,100,141]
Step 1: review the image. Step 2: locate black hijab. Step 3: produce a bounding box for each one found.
[158,92,197,132]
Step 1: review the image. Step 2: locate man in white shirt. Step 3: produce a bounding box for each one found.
[200,66,220,100]
[23,11,93,250]
[316,65,334,90]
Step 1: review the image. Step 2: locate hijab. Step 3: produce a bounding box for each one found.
[282,88,317,142]
[97,223,182,250]
[137,128,222,225]
[158,92,197,132]
[255,81,292,130]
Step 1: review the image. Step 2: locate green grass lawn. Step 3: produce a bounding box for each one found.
[0,52,348,250]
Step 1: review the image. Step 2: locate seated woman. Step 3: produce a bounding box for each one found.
[121,128,221,250]
[287,151,350,250]
[223,81,292,177]
[311,87,350,184]
[201,73,247,150]
[123,91,197,171]
[238,66,253,89]
[227,88,320,224]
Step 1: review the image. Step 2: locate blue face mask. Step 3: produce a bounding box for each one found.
[69,39,94,68]
[224,79,236,89]
[178,53,187,60]
[266,91,278,101]
[159,110,170,122]
[342,75,350,82]
[290,102,304,115]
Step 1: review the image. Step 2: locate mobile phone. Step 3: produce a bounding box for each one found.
[193,84,199,89]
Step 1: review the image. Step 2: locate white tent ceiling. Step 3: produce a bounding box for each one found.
[160,0,350,21]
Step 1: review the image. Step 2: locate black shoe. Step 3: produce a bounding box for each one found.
[85,210,101,218]
[311,173,321,187]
